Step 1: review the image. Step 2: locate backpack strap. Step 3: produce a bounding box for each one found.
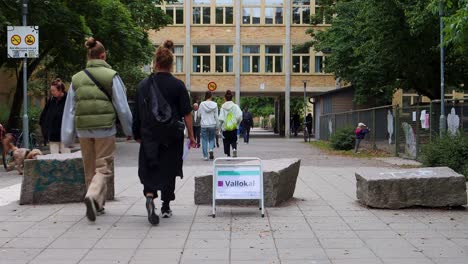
[83,69,112,102]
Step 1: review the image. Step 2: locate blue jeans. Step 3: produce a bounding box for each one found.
[201,127,216,158]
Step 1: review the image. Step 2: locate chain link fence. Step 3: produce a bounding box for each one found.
[319,100,468,159]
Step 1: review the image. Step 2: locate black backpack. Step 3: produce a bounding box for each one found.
[144,74,184,142]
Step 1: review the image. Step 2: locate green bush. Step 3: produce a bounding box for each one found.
[420,134,468,180]
[330,127,355,151]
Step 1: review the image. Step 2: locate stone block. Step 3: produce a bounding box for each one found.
[20,152,114,205]
[195,159,301,207]
[356,167,467,209]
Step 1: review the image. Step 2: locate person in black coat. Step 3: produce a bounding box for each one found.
[133,40,197,226]
[241,108,254,144]
[40,79,70,154]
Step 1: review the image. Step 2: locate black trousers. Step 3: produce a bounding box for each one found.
[222,130,238,156]
[193,126,201,145]
[243,126,251,143]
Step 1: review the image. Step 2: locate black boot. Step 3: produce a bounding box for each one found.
[146,197,159,225]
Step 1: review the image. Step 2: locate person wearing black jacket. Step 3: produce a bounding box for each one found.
[241,108,254,144]
[40,79,70,154]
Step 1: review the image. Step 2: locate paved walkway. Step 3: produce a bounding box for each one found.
[0,138,467,264]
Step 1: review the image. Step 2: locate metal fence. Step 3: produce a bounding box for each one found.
[319,100,468,159]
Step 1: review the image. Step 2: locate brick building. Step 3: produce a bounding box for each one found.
[150,0,336,135]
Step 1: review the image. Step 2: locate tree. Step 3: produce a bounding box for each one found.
[306,0,467,105]
[0,0,170,128]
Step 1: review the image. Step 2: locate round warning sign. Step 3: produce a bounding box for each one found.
[11,35,21,46]
[25,34,35,46]
[208,82,217,92]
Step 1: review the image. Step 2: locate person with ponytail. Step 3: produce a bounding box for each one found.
[133,40,196,225]
[61,37,133,222]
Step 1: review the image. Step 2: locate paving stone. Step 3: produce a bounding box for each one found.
[48,237,98,249]
[230,248,279,261]
[94,238,142,249]
[2,237,54,248]
[82,248,134,262]
[139,238,186,249]
[325,248,377,259]
[0,248,41,263]
[319,238,365,249]
[184,238,230,249]
[231,237,276,249]
[382,258,433,264]
[332,259,383,264]
[278,248,328,260]
[181,248,229,261]
[274,238,321,249]
[132,248,182,262]
[31,248,88,263]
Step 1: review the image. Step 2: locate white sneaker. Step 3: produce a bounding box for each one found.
[233,149,237,158]
[203,157,209,161]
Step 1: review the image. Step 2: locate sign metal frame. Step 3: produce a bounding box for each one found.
[212,157,264,218]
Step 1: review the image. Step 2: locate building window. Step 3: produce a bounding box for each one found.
[265,0,284,25]
[292,0,310,25]
[216,0,234,24]
[193,0,211,24]
[174,45,184,73]
[164,0,184,25]
[265,45,283,73]
[215,45,233,73]
[292,46,310,73]
[242,45,260,73]
[242,0,261,24]
[314,55,324,73]
[193,45,211,73]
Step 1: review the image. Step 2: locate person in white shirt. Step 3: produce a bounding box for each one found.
[218,90,242,157]
[198,91,219,160]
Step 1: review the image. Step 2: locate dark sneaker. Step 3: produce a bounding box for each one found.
[97,208,105,216]
[161,207,172,218]
[146,197,159,226]
[209,150,214,160]
[84,197,97,222]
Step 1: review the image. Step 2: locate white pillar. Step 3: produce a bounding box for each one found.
[285,0,291,138]
[235,0,241,105]
[185,0,191,92]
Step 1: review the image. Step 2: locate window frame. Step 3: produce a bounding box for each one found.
[292,0,311,25]
[264,0,284,25]
[215,0,234,25]
[292,46,311,74]
[265,45,283,73]
[242,0,262,25]
[193,0,212,25]
[160,0,185,25]
[314,52,326,74]
[241,45,261,74]
[192,45,212,73]
[173,45,185,73]
[215,45,234,73]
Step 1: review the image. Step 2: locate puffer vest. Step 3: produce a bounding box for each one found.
[72,60,117,130]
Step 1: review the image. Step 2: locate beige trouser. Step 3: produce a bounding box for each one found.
[79,136,115,210]
[49,142,71,154]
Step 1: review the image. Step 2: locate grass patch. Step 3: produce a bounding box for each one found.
[310,140,391,158]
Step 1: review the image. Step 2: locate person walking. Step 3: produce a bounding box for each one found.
[305,113,313,138]
[219,90,242,157]
[61,37,133,222]
[40,79,70,154]
[354,122,370,154]
[192,103,201,148]
[241,108,253,144]
[132,40,196,226]
[198,91,218,160]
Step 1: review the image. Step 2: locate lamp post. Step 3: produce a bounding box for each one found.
[439,0,446,136]
[302,80,308,119]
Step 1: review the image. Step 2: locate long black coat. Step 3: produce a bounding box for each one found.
[39,93,67,142]
[132,73,192,199]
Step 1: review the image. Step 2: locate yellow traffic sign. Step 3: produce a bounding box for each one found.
[25,34,35,45]
[11,35,21,46]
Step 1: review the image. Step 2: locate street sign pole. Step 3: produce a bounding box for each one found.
[22,0,29,148]
[439,0,446,136]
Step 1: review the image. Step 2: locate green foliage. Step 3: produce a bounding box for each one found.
[420,134,468,180]
[0,105,9,125]
[240,97,274,117]
[0,0,169,127]
[307,0,467,105]
[330,127,355,151]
